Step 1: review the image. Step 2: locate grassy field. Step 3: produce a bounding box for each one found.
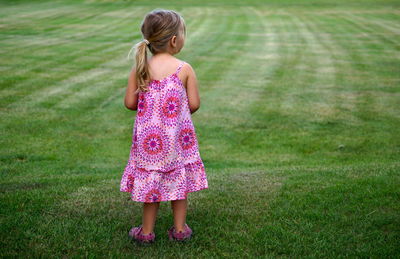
[1,0,399,257]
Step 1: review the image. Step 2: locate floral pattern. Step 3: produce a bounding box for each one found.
[136,91,154,124]
[134,124,170,167]
[159,88,182,127]
[178,120,198,157]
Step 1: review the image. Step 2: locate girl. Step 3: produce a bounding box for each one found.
[119,9,209,245]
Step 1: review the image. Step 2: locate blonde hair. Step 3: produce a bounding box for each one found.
[127,9,186,94]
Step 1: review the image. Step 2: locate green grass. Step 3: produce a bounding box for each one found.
[1,0,399,257]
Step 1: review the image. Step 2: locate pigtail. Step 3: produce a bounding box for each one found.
[127,40,150,94]
[135,40,150,94]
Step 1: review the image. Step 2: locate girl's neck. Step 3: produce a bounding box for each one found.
[153,52,174,58]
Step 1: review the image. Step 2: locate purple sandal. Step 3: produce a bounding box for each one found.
[167,223,193,242]
[128,224,155,245]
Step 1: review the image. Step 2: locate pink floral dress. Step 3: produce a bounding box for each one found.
[120,61,209,203]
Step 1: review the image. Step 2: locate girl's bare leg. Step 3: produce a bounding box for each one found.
[141,202,160,235]
[171,199,188,232]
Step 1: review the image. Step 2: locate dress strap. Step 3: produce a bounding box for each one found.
[175,61,185,75]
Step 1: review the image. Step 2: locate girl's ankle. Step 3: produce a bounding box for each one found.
[174,224,186,233]
[142,229,153,235]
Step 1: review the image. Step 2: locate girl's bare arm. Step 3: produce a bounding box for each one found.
[124,67,138,110]
[185,63,200,114]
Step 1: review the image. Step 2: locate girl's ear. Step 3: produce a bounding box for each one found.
[171,35,177,47]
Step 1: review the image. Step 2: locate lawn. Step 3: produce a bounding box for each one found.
[1,0,399,257]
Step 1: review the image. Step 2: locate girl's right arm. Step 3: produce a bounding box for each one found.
[185,63,200,114]
[124,67,138,111]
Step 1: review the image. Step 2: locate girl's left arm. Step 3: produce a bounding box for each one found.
[124,67,138,110]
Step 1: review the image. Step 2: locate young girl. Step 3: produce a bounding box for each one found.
[119,9,209,245]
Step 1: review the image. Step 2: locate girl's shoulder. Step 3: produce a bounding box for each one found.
[178,59,190,71]
[176,59,196,76]
[176,60,193,89]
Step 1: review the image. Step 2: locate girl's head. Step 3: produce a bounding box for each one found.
[130,9,186,93]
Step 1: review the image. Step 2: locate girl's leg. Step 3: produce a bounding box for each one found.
[141,202,160,235]
[171,199,188,232]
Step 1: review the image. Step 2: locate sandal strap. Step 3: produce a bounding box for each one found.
[172,224,191,239]
[139,227,155,240]
[130,225,155,242]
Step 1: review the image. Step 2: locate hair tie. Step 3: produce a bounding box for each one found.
[143,39,150,45]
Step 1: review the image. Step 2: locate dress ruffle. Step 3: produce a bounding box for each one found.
[120,158,208,203]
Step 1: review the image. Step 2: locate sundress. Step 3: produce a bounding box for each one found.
[120,61,209,203]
